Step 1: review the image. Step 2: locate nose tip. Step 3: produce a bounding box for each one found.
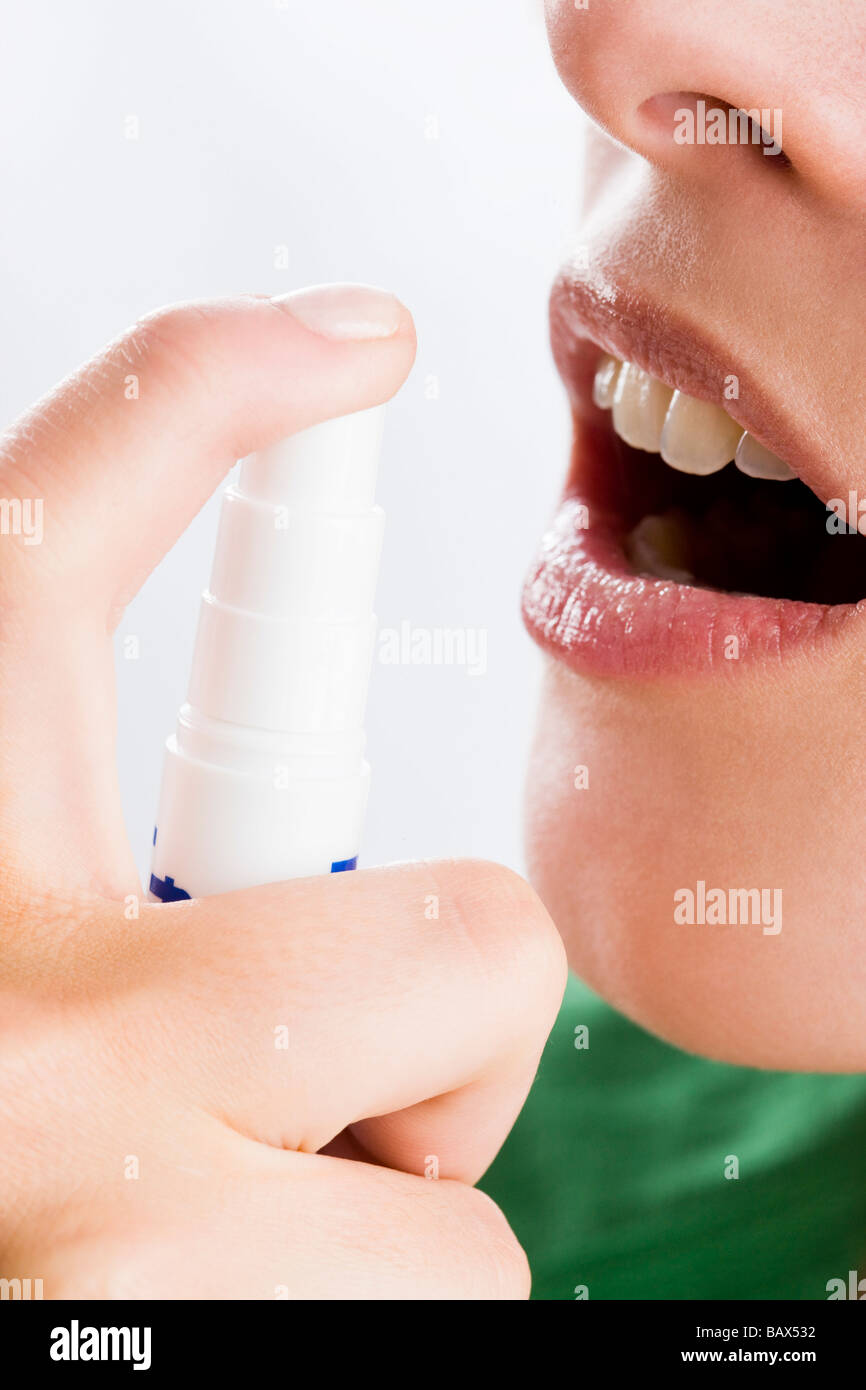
[545,0,784,172]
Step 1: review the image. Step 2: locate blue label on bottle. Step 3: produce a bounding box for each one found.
[149,873,191,902]
[330,857,358,873]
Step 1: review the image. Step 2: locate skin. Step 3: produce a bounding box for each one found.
[0,288,566,1299]
[527,2,866,1067]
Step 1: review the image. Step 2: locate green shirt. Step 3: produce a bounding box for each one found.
[480,974,866,1300]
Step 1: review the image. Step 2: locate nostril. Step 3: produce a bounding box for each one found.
[638,92,791,169]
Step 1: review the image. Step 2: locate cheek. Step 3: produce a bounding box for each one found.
[524,656,866,1069]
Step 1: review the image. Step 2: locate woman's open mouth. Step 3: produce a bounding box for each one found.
[523,270,866,676]
[595,351,866,604]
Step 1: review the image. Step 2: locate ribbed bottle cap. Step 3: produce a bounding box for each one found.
[188,405,386,733]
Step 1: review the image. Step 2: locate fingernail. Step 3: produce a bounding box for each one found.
[272,283,404,341]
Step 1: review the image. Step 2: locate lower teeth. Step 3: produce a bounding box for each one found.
[626,514,695,584]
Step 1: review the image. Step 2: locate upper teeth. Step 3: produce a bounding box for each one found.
[592,355,796,481]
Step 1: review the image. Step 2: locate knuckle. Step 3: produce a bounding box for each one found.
[436,859,567,1027]
[119,301,219,396]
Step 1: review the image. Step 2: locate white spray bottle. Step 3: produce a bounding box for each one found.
[149,405,384,900]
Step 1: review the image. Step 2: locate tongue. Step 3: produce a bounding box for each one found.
[626,513,695,584]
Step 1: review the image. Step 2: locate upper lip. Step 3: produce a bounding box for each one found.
[549,263,837,508]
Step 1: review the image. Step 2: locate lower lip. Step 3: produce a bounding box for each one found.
[522,492,861,677]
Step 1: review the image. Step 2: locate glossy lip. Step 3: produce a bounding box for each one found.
[522,268,865,677]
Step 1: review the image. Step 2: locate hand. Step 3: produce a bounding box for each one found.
[0,286,566,1299]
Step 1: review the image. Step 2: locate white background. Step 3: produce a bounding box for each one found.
[0,0,583,883]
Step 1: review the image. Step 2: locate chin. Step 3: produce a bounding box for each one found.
[524,646,866,1073]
